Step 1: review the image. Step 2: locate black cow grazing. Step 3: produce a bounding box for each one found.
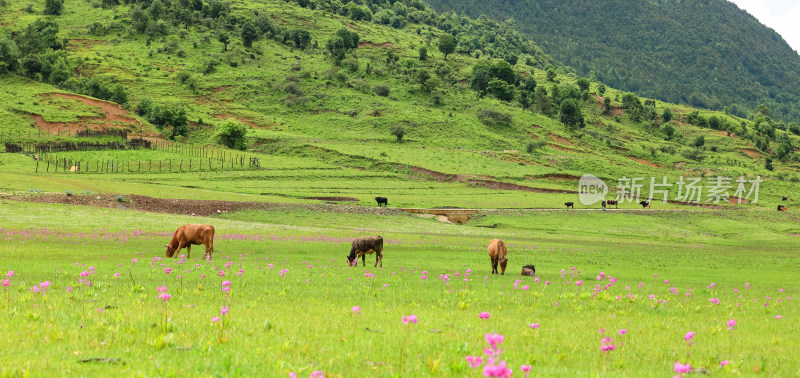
[601,200,607,210]
[347,236,384,267]
[778,205,788,212]
[639,200,651,209]
[606,199,619,209]
[564,202,575,209]
[375,197,388,207]
[782,196,789,201]
[521,265,536,276]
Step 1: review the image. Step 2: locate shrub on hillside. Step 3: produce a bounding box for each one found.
[390,125,405,142]
[477,108,513,127]
[374,84,390,97]
[43,0,63,15]
[215,119,249,150]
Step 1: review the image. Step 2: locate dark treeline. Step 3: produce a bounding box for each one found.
[425,0,800,123]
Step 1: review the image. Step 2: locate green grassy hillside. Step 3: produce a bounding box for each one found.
[0,0,798,209]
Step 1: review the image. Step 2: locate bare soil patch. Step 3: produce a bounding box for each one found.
[358,42,394,48]
[628,156,661,168]
[271,16,289,24]
[303,196,359,202]
[728,197,750,204]
[550,144,578,152]
[0,193,403,217]
[68,39,104,51]
[739,148,761,159]
[673,161,687,169]
[30,93,153,136]
[550,134,574,146]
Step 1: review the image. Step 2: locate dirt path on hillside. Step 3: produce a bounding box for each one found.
[739,148,761,158]
[358,42,394,48]
[0,193,405,217]
[29,93,156,137]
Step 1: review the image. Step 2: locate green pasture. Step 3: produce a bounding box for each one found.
[1,201,798,376]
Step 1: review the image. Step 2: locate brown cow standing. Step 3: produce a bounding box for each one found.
[778,205,788,212]
[165,224,215,259]
[488,239,508,275]
[347,236,384,267]
[606,200,619,209]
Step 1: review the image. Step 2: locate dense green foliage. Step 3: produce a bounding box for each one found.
[425,0,800,122]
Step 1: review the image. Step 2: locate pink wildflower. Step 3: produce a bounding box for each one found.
[165,267,172,274]
[1,279,9,287]
[530,323,539,329]
[352,306,361,314]
[727,319,736,330]
[158,292,172,301]
[157,285,167,293]
[221,306,229,316]
[211,317,220,322]
[720,360,730,366]
[684,331,695,341]
[309,370,324,378]
[674,362,691,374]
[31,286,39,293]
[485,333,504,349]
[5,271,13,277]
[402,314,418,324]
[465,355,483,368]
[618,329,627,335]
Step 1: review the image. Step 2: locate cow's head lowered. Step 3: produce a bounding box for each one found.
[499,257,508,275]
[165,243,177,258]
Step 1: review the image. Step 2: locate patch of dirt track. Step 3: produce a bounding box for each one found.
[29,93,155,137]
[728,197,750,204]
[628,156,661,168]
[550,134,574,146]
[357,41,394,48]
[739,148,761,158]
[0,193,405,217]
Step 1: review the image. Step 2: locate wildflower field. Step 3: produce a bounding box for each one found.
[1,201,798,377]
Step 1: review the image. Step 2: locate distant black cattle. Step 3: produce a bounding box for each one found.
[782,196,789,201]
[564,202,574,209]
[375,197,388,207]
[521,265,536,276]
[606,200,619,208]
[347,236,384,267]
[601,200,607,210]
[639,200,651,209]
[778,205,788,212]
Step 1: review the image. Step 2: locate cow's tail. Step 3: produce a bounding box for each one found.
[377,236,384,254]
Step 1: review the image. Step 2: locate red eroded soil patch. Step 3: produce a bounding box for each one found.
[550,134,574,146]
[728,197,750,204]
[358,41,394,48]
[674,161,687,169]
[30,93,152,136]
[531,124,543,129]
[628,156,661,168]
[739,148,761,159]
[271,16,289,24]
[0,194,404,216]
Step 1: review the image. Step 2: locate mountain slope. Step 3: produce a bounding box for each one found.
[424,0,800,121]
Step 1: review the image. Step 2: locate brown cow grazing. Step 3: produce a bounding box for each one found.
[778,205,788,212]
[347,236,384,267]
[165,224,215,259]
[521,265,536,276]
[488,239,508,275]
[639,200,651,209]
[606,199,619,209]
[564,202,575,209]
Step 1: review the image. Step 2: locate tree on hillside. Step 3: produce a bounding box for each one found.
[438,34,456,60]
[662,108,673,123]
[577,77,590,92]
[44,0,63,15]
[0,38,20,75]
[559,99,584,129]
[217,33,229,52]
[662,123,676,140]
[487,79,516,102]
[546,68,556,82]
[215,119,249,150]
[390,125,405,142]
[603,97,611,115]
[534,87,554,116]
[597,83,606,96]
[336,28,360,50]
[241,20,259,48]
[418,46,427,60]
